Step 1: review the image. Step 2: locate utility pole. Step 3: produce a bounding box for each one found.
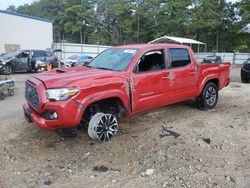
[80,30,83,44]
[137,1,140,44]
[216,29,219,52]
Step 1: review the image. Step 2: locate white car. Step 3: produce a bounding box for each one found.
[60,55,93,68]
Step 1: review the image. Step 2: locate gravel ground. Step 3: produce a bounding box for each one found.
[0,67,250,188]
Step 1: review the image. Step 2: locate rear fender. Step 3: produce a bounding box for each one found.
[197,75,219,97]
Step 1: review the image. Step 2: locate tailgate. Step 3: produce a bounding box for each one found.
[219,62,231,88]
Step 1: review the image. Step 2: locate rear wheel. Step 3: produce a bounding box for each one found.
[197,82,218,110]
[8,89,14,96]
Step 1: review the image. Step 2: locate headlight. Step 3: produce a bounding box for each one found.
[46,87,79,101]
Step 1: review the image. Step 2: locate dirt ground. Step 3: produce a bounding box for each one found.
[0,67,250,188]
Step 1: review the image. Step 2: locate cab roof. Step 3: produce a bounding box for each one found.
[115,43,190,50]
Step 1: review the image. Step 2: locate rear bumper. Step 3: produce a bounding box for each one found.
[23,102,82,131]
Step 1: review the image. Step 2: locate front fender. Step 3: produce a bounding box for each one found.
[73,89,131,125]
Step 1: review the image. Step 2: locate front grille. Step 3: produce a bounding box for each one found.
[25,82,40,108]
[245,63,250,70]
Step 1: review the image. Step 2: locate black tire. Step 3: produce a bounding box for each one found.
[242,78,249,83]
[8,89,14,96]
[241,75,247,83]
[2,65,13,75]
[0,93,5,100]
[197,82,218,110]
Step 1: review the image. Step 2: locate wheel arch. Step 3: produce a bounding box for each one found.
[75,91,130,125]
[198,77,219,97]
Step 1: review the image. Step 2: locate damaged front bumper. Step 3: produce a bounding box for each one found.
[23,101,84,131]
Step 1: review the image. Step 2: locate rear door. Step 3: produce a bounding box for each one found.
[31,51,47,69]
[131,49,172,112]
[32,51,46,61]
[168,48,198,102]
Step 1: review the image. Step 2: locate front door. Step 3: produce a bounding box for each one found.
[16,51,30,70]
[131,50,172,113]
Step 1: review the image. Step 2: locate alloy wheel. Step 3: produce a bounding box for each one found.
[205,87,217,106]
[88,113,118,142]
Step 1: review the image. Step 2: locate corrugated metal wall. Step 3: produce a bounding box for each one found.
[195,53,250,64]
[53,43,111,59]
[0,12,52,53]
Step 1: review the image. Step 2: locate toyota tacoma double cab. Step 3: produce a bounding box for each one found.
[23,44,230,142]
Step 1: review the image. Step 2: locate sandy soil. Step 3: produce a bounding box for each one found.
[0,67,250,188]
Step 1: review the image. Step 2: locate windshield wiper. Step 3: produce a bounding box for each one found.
[96,67,114,71]
[85,65,93,68]
[89,66,114,71]
[86,65,115,71]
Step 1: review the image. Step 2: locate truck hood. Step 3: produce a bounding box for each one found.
[32,66,116,88]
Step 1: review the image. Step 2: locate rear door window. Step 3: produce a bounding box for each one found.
[33,51,45,58]
[169,48,191,68]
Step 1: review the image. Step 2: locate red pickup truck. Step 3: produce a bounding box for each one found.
[23,44,230,141]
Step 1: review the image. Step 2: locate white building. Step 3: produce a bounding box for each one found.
[0,10,53,53]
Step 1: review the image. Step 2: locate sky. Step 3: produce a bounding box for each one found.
[0,0,35,10]
[0,0,241,10]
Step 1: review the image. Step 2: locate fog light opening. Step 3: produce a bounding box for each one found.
[49,111,58,120]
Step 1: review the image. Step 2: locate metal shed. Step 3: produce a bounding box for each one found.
[0,10,53,53]
[148,36,206,52]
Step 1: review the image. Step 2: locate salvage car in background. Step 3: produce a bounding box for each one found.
[203,55,222,64]
[60,54,93,68]
[23,44,231,142]
[0,50,59,75]
[241,58,250,83]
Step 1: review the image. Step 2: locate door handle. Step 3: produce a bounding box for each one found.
[189,71,196,75]
[162,72,174,80]
[162,76,169,80]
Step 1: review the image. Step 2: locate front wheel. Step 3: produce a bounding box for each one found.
[0,93,5,100]
[241,76,249,83]
[197,82,218,110]
[88,113,118,142]
[2,65,13,75]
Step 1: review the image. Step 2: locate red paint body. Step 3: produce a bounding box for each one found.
[23,44,230,131]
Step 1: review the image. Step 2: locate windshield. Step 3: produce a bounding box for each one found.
[2,51,21,60]
[205,56,217,61]
[89,48,138,71]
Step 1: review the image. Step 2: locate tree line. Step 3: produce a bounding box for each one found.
[7,0,250,52]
